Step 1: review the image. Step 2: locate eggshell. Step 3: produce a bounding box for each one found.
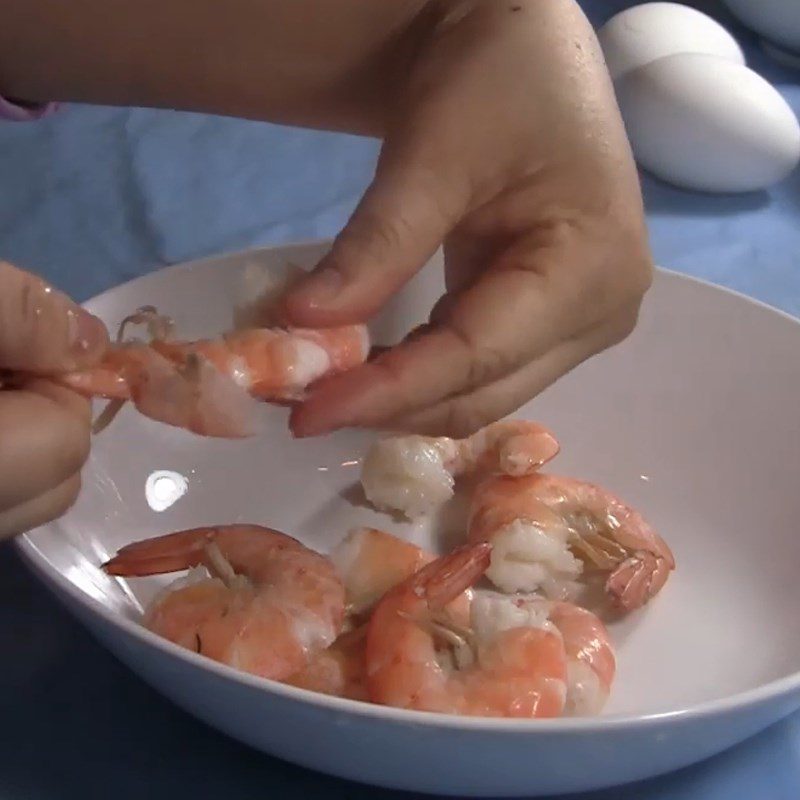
[615,53,800,192]
[599,2,745,80]
[722,0,800,56]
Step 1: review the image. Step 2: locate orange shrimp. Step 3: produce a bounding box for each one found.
[57,306,370,437]
[330,527,435,617]
[361,420,560,518]
[471,594,616,716]
[468,474,675,611]
[365,543,568,717]
[286,527,435,700]
[63,342,264,438]
[284,624,369,701]
[103,525,345,681]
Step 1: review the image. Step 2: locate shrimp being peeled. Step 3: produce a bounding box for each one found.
[361,420,560,519]
[103,525,345,681]
[56,284,369,437]
[471,594,616,715]
[366,543,568,718]
[469,474,675,611]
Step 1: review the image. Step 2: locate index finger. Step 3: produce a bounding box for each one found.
[0,261,108,373]
[290,232,597,437]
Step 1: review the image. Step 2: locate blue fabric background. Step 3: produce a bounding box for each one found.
[1,1,799,797]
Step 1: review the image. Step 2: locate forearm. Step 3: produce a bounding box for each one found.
[0,0,430,135]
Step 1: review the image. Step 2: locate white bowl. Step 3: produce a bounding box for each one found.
[15,241,800,797]
[722,0,800,59]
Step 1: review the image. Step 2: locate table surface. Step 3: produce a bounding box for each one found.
[2,1,800,798]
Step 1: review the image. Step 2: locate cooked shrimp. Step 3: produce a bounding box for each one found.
[286,528,435,701]
[151,323,369,403]
[361,420,560,518]
[103,525,345,681]
[284,624,369,701]
[57,304,369,437]
[471,594,615,716]
[61,341,264,437]
[468,474,675,611]
[330,527,434,617]
[365,543,568,717]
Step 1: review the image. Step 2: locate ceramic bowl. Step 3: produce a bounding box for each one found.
[15,241,800,797]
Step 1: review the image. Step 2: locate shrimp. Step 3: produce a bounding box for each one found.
[468,474,675,611]
[57,305,369,437]
[330,527,434,617]
[284,625,369,701]
[103,525,346,681]
[150,324,370,403]
[361,420,560,519]
[62,341,265,438]
[285,527,434,700]
[365,543,568,717]
[471,594,616,716]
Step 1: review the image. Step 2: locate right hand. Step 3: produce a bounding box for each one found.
[0,261,108,540]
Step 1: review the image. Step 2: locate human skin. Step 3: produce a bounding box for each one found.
[0,0,651,533]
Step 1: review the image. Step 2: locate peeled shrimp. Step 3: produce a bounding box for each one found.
[468,474,675,611]
[366,543,568,717]
[330,526,434,617]
[284,624,369,701]
[471,594,615,715]
[361,420,560,518]
[103,525,345,681]
[57,300,369,437]
[286,527,434,700]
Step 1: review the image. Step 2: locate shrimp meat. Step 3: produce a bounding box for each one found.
[104,525,345,681]
[471,594,616,715]
[365,543,568,717]
[361,420,560,518]
[469,473,675,611]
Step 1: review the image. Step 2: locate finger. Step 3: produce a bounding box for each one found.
[385,304,640,437]
[0,473,82,541]
[283,150,466,327]
[290,229,594,437]
[0,386,91,510]
[0,261,108,372]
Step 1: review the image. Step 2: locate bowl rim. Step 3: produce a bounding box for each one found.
[16,239,800,734]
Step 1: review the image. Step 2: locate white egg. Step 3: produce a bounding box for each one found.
[722,1,800,57]
[616,53,800,192]
[598,2,745,80]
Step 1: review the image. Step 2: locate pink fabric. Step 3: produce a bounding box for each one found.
[0,94,59,121]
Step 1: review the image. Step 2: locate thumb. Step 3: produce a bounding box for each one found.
[283,152,464,327]
[0,261,109,373]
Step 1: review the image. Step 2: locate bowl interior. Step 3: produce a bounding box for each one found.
[22,242,800,718]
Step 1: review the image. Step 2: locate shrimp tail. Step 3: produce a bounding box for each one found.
[605,551,672,611]
[103,527,221,576]
[413,543,492,609]
[498,429,560,475]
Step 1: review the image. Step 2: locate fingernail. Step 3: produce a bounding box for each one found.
[294,267,343,308]
[70,308,109,356]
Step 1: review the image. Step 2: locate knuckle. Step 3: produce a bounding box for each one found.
[447,322,514,390]
[336,206,409,265]
[441,400,490,439]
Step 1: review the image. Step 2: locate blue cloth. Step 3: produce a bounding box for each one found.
[1,1,800,798]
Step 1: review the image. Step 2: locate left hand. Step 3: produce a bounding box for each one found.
[284,0,653,438]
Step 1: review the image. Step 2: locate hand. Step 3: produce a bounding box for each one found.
[0,262,108,539]
[285,0,653,438]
